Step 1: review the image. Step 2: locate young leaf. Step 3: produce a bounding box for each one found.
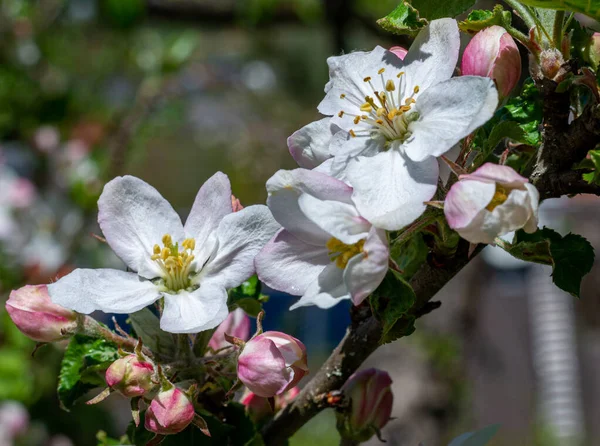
[377,2,427,36]
[58,335,119,410]
[129,308,175,357]
[448,424,500,446]
[582,149,600,185]
[486,121,527,151]
[228,275,264,316]
[411,0,476,20]
[390,232,429,280]
[516,0,600,21]
[503,228,595,298]
[459,6,511,33]
[370,270,416,344]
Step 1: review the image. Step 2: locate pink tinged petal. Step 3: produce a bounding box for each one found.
[298,194,370,245]
[184,171,233,263]
[266,169,353,244]
[405,76,498,162]
[97,176,185,279]
[238,336,291,397]
[389,46,408,60]
[347,150,439,231]
[288,118,338,168]
[6,285,77,343]
[461,26,504,78]
[161,285,229,334]
[444,179,496,229]
[402,18,460,94]
[47,268,160,314]
[523,183,540,233]
[492,32,522,97]
[460,162,528,189]
[344,227,389,305]
[255,229,330,297]
[208,308,251,350]
[289,263,350,310]
[202,205,279,289]
[145,388,195,435]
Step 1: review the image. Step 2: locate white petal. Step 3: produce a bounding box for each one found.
[266,169,353,244]
[444,179,496,229]
[48,268,159,314]
[289,264,350,310]
[298,194,370,245]
[255,229,330,296]
[344,227,389,305]
[523,183,540,233]
[161,285,228,333]
[402,18,460,94]
[405,76,498,162]
[288,118,339,168]
[347,150,438,231]
[202,205,279,289]
[97,176,184,279]
[184,172,233,263]
[489,188,535,234]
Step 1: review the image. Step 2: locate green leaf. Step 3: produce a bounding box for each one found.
[58,335,119,410]
[459,5,511,33]
[129,308,175,357]
[487,121,528,150]
[377,2,427,36]
[229,275,264,316]
[516,0,600,20]
[410,0,476,20]
[390,232,429,280]
[504,228,595,297]
[449,424,500,446]
[370,270,416,344]
[581,149,600,185]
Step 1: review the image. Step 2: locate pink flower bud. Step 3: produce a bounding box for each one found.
[237,331,308,397]
[208,308,251,351]
[389,46,408,60]
[444,163,539,244]
[5,285,77,342]
[461,26,521,98]
[105,355,155,397]
[588,33,600,69]
[144,387,195,435]
[337,368,393,442]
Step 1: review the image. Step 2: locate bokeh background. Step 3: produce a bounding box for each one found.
[1,1,600,445]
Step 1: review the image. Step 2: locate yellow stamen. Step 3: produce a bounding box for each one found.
[338,111,345,118]
[378,68,385,74]
[397,71,405,78]
[385,80,395,92]
[152,233,197,292]
[486,185,509,211]
[360,102,372,113]
[413,85,420,94]
[349,129,356,137]
[363,76,372,82]
[326,238,366,269]
[340,93,346,99]
[353,116,360,124]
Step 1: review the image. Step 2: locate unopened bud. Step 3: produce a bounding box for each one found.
[237,331,308,398]
[461,26,521,98]
[336,368,394,442]
[208,308,251,351]
[5,285,77,343]
[144,387,195,435]
[105,355,155,398]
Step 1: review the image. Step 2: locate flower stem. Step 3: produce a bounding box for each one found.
[504,0,537,30]
[79,316,153,357]
[553,10,565,50]
[392,210,440,247]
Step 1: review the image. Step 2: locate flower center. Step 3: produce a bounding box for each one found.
[151,234,196,292]
[338,68,420,143]
[486,185,509,211]
[326,237,365,269]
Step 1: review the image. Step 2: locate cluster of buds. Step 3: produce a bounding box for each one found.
[336,368,394,443]
[5,285,78,343]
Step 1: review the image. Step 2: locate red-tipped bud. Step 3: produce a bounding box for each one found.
[105,355,155,398]
[336,368,394,442]
[389,46,408,60]
[5,285,77,342]
[461,25,521,98]
[208,308,251,351]
[144,387,195,435]
[237,331,308,398]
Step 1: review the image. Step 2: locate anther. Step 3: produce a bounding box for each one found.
[378,68,385,74]
[162,234,172,246]
[353,116,360,124]
[360,102,372,112]
[385,80,395,92]
[363,76,372,82]
[349,129,356,137]
[338,111,345,118]
[413,85,420,93]
[340,93,346,99]
[397,71,405,78]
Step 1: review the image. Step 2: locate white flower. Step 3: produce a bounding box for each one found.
[255,169,389,309]
[48,173,278,333]
[302,18,498,231]
[444,163,539,244]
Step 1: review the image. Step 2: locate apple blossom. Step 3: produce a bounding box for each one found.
[47,173,278,334]
[336,368,393,442]
[237,331,308,397]
[5,285,77,343]
[307,18,498,230]
[145,387,195,435]
[444,163,539,244]
[255,169,389,309]
[105,355,156,397]
[208,308,251,351]
[461,25,521,98]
